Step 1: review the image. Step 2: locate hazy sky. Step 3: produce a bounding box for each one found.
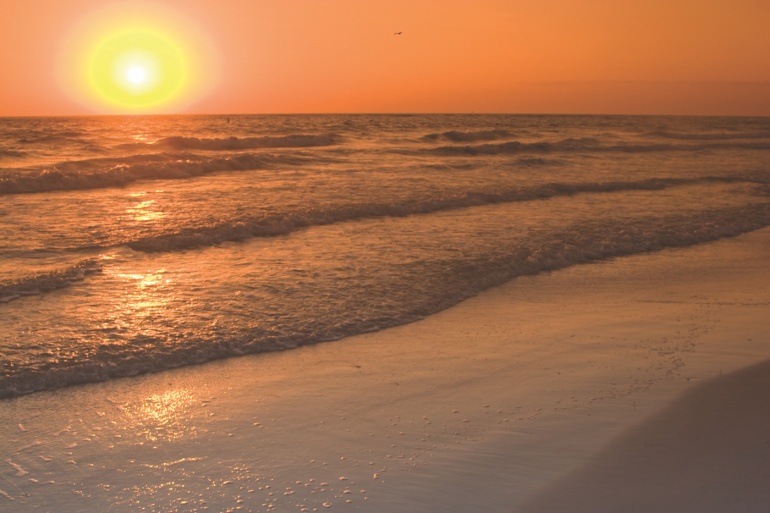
[1,0,768,116]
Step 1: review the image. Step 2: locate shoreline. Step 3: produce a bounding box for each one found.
[2,228,769,512]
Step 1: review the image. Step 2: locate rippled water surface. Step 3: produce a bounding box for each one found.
[1,114,769,397]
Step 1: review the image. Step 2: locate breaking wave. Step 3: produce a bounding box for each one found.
[0,259,103,303]
[3,202,769,398]
[126,176,743,252]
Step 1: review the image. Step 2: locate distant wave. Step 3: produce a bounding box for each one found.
[118,133,340,151]
[0,148,27,158]
[3,202,769,398]
[126,176,743,252]
[17,130,87,144]
[428,138,770,156]
[0,259,102,303]
[0,152,331,195]
[645,130,770,141]
[421,129,513,142]
[429,138,594,155]
[514,157,565,167]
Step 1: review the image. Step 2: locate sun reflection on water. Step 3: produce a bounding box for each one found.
[136,271,166,289]
[121,389,197,442]
[114,270,170,314]
[126,191,166,222]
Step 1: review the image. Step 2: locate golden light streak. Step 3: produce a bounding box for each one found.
[121,389,197,442]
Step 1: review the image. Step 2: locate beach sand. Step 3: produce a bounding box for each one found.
[1,228,769,512]
[519,358,770,513]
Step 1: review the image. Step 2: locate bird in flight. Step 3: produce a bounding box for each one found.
[394,31,402,35]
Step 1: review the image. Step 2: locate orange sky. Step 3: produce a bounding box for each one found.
[0,0,768,116]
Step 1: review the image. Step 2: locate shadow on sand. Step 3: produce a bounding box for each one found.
[520,358,770,513]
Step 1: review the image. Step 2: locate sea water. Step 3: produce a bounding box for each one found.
[1,114,769,398]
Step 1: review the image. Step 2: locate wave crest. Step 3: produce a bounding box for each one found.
[127,177,738,252]
[125,133,340,151]
[0,148,27,158]
[0,152,329,195]
[645,130,770,141]
[0,259,102,303]
[430,138,770,156]
[422,129,513,142]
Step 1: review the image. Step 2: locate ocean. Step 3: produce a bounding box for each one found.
[1,114,769,399]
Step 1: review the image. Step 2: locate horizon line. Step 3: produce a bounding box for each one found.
[2,111,769,119]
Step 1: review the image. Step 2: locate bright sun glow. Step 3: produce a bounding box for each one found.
[88,27,186,108]
[58,3,219,113]
[127,66,147,84]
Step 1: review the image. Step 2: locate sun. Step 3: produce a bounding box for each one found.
[58,3,219,114]
[127,67,147,84]
[87,27,187,109]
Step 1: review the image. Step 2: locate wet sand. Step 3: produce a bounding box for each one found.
[1,228,769,512]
